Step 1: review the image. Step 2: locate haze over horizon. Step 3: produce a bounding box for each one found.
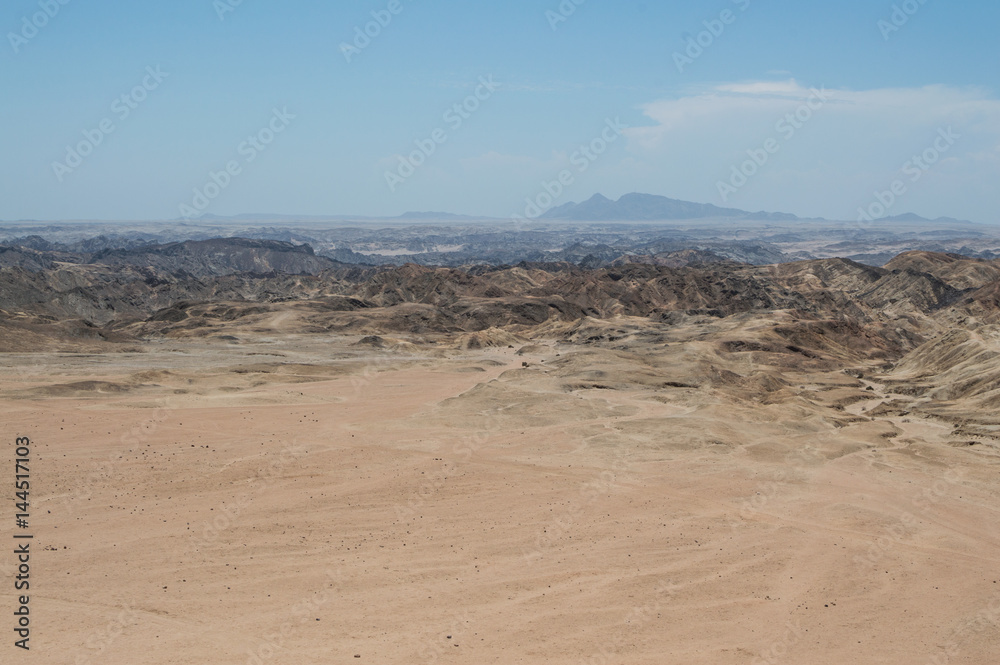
[2,1,999,223]
[0,191,988,228]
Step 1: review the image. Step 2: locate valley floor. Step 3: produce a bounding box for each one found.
[2,324,998,664]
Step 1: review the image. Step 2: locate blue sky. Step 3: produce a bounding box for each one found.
[1,0,998,222]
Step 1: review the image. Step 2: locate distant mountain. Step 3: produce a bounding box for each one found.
[182,211,493,223]
[540,193,800,222]
[182,213,353,223]
[881,213,974,225]
[397,211,477,220]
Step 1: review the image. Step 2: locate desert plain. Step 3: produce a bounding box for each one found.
[2,250,1000,664]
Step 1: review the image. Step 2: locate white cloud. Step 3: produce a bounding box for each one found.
[618,80,1000,221]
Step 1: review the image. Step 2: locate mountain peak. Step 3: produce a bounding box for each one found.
[539,192,797,222]
[398,211,470,220]
[882,213,974,225]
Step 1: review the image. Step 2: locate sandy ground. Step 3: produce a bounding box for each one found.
[1,330,999,664]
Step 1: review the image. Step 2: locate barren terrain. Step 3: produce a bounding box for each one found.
[2,249,1000,663]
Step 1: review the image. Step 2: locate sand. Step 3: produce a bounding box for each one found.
[1,326,998,664]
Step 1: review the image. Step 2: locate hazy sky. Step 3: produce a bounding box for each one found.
[2,0,998,222]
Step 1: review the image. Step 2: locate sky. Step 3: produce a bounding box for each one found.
[1,0,999,223]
